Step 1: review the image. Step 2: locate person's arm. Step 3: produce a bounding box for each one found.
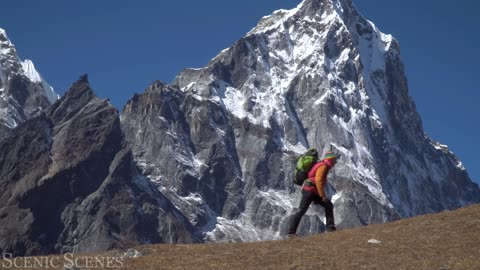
[315,165,328,198]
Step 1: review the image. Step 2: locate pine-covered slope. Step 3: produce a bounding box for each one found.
[121,0,480,242]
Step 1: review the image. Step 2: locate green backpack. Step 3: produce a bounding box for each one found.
[292,148,319,186]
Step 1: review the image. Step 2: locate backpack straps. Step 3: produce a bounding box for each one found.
[303,161,329,195]
[307,161,326,179]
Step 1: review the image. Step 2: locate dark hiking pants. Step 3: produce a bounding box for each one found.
[288,189,335,234]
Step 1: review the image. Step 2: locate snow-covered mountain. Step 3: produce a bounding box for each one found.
[121,0,480,241]
[0,28,59,139]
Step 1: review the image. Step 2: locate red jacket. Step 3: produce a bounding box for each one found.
[302,159,334,197]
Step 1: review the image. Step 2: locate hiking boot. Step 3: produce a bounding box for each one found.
[325,226,336,232]
[286,233,298,239]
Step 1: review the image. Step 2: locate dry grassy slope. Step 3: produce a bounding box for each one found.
[127,204,480,270]
[1,203,479,270]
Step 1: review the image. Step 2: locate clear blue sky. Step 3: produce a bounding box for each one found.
[1,0,478,184]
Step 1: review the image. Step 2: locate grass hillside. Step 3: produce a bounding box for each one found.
[2,203,479,270]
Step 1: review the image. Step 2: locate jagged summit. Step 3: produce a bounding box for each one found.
[0,27,59,138]
[176,0,397,133]
[46,74,99,125]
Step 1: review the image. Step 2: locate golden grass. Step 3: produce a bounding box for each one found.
[2,203,480,270]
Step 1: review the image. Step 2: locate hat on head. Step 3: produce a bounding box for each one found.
[323,151,337,161]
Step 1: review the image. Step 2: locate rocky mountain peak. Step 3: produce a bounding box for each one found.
[246,0,357,35]
[46,74,97,125]
[0,27,59,139]
[58,73,93,101]
[0,28,22,79]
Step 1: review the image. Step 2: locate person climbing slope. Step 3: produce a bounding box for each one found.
[288,150,338,236]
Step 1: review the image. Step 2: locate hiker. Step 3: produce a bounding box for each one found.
[288,150,337,235]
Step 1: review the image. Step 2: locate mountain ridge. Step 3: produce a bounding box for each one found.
[0,76,194,256]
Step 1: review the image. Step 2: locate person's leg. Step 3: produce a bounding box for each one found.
[288,190,314,234]
[316,197,335,231]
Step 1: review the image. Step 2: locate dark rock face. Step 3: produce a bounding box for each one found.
[0,76,193,256]
[0,73,53,141]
